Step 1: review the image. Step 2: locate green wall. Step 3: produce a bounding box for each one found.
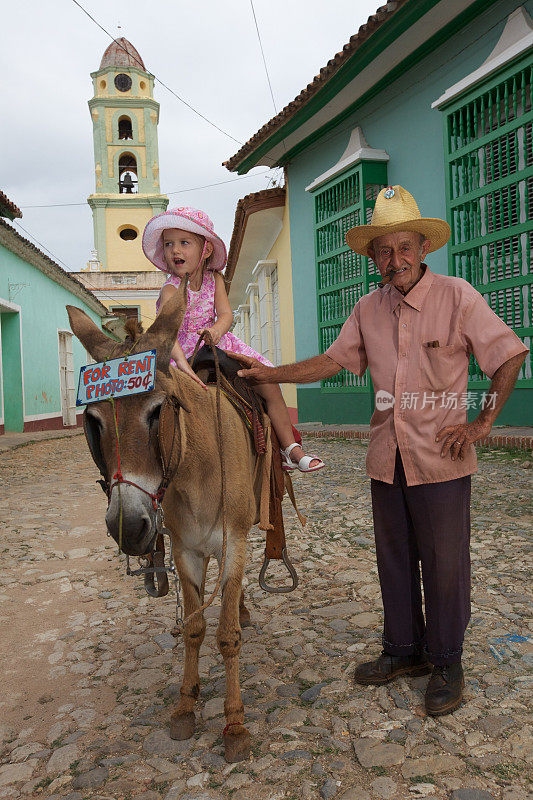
[287,0,533,425]
[0,242,103,430]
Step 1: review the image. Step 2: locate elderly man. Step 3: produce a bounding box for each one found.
[235,185,527,716]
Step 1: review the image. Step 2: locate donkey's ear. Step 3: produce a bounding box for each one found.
[67,306,115,362]
[142,278,188,371]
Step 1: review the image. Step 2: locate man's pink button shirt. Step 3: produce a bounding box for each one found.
[326,267,528,486]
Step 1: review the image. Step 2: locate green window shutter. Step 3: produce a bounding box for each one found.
[312,160,388,390]
[442,56,533,386]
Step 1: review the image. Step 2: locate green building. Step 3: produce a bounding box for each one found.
[225,0,533,425]
[0,191,109,434]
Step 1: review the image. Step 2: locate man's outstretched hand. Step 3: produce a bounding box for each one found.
[225,351,275,384]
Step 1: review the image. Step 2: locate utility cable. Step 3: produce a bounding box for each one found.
[248,0,287,163]
[249,0,278,115]
[19,170,272,209]
[12,218,158,323]
[71,0,242,145]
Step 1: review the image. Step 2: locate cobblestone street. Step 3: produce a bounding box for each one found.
[0,435,531,800]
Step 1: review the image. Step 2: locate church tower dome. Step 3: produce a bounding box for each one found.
[99,37,146,70]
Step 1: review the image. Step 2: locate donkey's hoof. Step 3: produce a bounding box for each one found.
[170,711,195,740]
[223,725,251,762]
[239,607,252,628]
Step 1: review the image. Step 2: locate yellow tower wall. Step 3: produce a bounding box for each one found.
[104,107,146,143]
[105,207,159,271]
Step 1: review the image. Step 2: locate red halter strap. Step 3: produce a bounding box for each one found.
[109,397,167,511]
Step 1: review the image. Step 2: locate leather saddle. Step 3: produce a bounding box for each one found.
[190,344,242,383]
[190,345,267,454]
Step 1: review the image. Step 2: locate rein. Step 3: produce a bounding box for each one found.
[181,333,228,627]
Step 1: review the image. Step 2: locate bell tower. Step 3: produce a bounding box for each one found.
[87,38,168,272]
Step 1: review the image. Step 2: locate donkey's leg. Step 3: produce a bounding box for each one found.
[239,589,251,628]
[217,539,250,762]
[170,551,206,741]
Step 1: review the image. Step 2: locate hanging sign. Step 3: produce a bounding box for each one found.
[77,350,156,405]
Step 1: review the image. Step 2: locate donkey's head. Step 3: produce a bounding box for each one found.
[67,283,188,556]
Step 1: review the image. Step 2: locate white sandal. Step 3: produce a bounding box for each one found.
[280,442,325,473]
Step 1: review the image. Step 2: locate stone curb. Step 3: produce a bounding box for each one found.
[302,429,533,451]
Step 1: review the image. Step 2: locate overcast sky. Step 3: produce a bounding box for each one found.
[2,0,379,271]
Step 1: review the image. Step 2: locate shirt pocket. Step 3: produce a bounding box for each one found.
[418,343,463,392]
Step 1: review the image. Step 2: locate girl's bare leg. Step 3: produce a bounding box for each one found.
[255,383,321,468]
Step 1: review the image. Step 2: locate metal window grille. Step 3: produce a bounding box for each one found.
[312,161,387,390]
[444,57,533,384]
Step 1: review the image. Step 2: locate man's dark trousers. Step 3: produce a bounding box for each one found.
[371,450,471,666]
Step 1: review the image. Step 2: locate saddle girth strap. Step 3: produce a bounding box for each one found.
[265,428,287,559]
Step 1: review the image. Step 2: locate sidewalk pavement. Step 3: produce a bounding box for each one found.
[0,427,83,453]
[1,421,531,453]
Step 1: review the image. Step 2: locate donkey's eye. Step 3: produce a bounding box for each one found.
[86,409,103,431]
[84,409,107,479]
[147,404,162,432]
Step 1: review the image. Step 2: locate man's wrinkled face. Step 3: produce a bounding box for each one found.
[369,231,431,294]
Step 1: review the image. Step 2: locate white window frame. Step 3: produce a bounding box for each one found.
[252,260,280,364]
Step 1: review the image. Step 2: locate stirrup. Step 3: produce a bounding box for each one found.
[259,547,299,593]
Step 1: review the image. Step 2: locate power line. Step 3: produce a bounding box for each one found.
[166,172,270,196]
[19,170,273,209]
[71,0,243,146]
[12,219,158,323]
[249,0,278,115]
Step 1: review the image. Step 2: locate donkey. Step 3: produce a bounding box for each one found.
[67,282,263,763]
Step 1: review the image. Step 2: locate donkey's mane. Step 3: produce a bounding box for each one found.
[124,317,144,343]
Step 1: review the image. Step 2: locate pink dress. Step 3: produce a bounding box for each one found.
[156,270,274,367]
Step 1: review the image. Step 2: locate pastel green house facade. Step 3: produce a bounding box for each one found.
[225,0,533,426]
[0,194,109,434]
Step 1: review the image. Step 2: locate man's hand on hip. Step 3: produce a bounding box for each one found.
[436,352,526,461]
[435,418,493,461]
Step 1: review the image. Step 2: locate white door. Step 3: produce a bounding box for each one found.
[58,332,76,426]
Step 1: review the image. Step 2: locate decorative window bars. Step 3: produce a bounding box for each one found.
[312,161,388,390]
[443,55,533,384]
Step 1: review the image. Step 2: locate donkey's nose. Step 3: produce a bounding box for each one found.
[106,506,154,555]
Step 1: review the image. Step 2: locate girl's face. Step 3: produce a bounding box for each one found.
[162,228,213,278]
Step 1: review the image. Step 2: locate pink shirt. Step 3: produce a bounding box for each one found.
[326,267,528,486]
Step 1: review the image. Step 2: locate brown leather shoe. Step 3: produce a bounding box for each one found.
[425,662,464,716]
[354,651,431,686]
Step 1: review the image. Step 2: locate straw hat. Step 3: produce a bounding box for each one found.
[142,207,227,272]
[346,185,451,256]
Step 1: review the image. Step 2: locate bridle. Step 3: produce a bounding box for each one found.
[83,392,185,512]
[108,394,183,511]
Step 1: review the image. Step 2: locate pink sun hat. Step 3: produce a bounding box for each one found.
[142,207,227,272]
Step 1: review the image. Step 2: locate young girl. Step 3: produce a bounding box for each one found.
[142,206,324,472]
